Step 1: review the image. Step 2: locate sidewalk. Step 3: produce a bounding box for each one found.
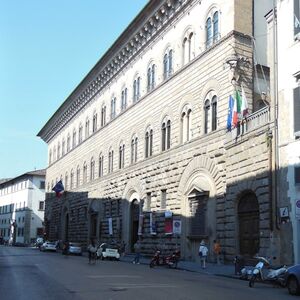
[120,254,238,278]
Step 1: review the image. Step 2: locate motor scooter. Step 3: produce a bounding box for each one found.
[149,249,180,268]
[165,249,181,268]
[248,256,287,288]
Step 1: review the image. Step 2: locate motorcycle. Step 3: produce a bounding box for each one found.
[247,256,287,288]
[149,249,180,268]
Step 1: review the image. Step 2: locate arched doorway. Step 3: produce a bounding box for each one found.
[238,192,259,256]
[130,199,139,252]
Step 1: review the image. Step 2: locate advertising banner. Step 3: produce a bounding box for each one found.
[164,210,173,235]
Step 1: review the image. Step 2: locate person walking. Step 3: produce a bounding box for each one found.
[198,240,208,269]
[88,239,97,264]
[213,239,221,264]
[133,240,141,264]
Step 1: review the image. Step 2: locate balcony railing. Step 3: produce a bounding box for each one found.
[228,106,270,140]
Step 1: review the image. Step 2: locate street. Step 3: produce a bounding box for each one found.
[0,246,293,300]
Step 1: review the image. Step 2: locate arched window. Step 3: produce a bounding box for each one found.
[99,153,104,177]
[72,129,77,148]
[83,162,87,183]
[206,17,212,48]
[53,146,57,161]
[101,105,106,127]
[111,97,116,119]
[145,128,153,158]
[204,92,218,134]
[162,118,171,151]
[78,124,83,144]
[108,149,114,173]
[62,138,65,156]
[147,64,156,92]
[67,134,71,152]
[183,32,194,65]
[181,107,192,143]
[90,158,95,180]
[213,11,219,42]
[163,49,173,80]
[57,142,61,159]
[93,112,97,133]
[133,76,141,102]
[121,88,127,111]
[65,172,68,190]
[76,166,80,187]
[131,136,138,163]
[49,150,52,165]
[85,118,90,139]
[70,169,74,189]
[119,143,125,169]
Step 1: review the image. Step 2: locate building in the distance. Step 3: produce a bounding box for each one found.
[0,169,46,245]
[38,0,294,264]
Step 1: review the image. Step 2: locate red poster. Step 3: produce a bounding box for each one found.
[164,211,173,235]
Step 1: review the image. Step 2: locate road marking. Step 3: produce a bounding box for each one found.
[109,284,180,289]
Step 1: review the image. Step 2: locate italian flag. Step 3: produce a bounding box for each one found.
[232,89,242,127]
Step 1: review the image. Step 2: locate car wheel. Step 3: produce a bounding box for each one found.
[288,276,300,295]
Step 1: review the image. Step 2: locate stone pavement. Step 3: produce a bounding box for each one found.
[120,254,238,278]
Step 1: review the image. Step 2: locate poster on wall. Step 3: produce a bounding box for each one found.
[173,220,182,235]
[138,214,144,236]
[164,210,173,235]
[150,212,157,235]
[108,217,113,235]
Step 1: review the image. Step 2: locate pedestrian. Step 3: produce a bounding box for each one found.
[133,240,141,264]
[198,240,208,269]
[62,240,70,257]
[88,239,97,264]
[213,240,221,264]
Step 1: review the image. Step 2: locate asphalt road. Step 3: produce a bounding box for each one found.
[0,246,293,300]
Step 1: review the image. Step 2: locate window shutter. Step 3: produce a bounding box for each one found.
[294,86,300,135]
[295,0,300,37]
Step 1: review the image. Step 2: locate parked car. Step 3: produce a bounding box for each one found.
[285,264,300,295]
[68,242,82,255]
[40,241,57,252]
[97,243,120,260]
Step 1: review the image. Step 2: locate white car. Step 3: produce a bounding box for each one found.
[69,242,82,255]
[97,243,120,260]
[40,241,57,252]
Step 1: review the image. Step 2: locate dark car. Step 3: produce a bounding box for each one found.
[285,264,300,295]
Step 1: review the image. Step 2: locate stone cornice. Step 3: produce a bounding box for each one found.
[37,0,193,143]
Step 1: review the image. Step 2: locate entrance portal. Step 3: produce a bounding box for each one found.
[238,193,259,256]
[130,199,139,252]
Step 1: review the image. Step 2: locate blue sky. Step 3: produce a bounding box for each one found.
[0,0,147,179]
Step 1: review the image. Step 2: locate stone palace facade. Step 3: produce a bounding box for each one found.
[38,0,293,264]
